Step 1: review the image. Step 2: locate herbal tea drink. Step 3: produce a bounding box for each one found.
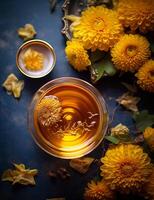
[28,77,108,158]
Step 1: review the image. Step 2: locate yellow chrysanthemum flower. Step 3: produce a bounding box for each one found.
[72,6,123,52]
[101,144,152,194]
[36,96,62,127]
[111,34,151,72]
[65,40,91,71]
[117,0,154,33]
[84,180,114,200]
[144,168,154,200]
[143,127,154,151]
[136,60,154,93]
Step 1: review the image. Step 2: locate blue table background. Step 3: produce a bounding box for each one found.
[0,1,153,200]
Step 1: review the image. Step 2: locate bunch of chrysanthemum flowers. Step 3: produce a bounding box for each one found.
[65,0,154,93]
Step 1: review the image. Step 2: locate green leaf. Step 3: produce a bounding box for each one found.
[90,59,105,83]
[90,58,117,83]
[105,135,120,144]
[116,134,133,143]
[103,60,117,76]
[133,110,154,132]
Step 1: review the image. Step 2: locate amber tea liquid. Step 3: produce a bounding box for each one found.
[34,82,104,158]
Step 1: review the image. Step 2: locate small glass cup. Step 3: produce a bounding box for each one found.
[28,77,108,159]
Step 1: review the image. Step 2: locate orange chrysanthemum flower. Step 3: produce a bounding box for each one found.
[84,180,114,200]
[65,40,91,71]
[117,0,154,33]
[136,60,154,93]
[143,127,154,151]
[101,144,152,194]
[72,6,123,52]
[144,168,154,200]
[111,34,151,72]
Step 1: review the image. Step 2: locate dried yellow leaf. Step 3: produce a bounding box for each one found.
[111,123,129,137]
[1,163,38,186]
[18,24,36,41]
[2,73,24,98]
[116,92,140,112]
[23,48,44,71]
[69,157,94,174]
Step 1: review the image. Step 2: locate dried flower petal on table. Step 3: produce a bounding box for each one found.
[116,92,140,112]
[2,73,24,98]
[69,157,94,174]
[111,123,129,137]
[17,24,36,41]
[23,48,44,71]
[1,163,38,185]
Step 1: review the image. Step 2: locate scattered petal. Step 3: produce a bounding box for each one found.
[69,157,94,174]
[2,73,24,98]
[18,24,36,41]
[116,92,140,112]
[111,123,129,137]
[1,163,38,186]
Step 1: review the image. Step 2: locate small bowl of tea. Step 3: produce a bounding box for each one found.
[16,39,56,78]
[28,77,108,159]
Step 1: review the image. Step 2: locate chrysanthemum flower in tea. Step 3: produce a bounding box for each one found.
[111,34,151,72]
[101,144,152,194]
[84,180,114,200]
[23,48,44,71]
[117,0,154,33]
[136,60,154,93]
[65,40,91,71]
[72,6,123,52]
[143,127,154,151]
[36,96,62,127]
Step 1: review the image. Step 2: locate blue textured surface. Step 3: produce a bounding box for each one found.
[0,1,153,200]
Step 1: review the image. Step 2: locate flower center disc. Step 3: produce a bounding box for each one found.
[126,45,137,57]
[121,164,134,176]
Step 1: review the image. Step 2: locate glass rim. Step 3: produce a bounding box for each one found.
[28,77,109,159]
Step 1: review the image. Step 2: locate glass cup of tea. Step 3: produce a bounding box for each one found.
[28,77,108,159]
